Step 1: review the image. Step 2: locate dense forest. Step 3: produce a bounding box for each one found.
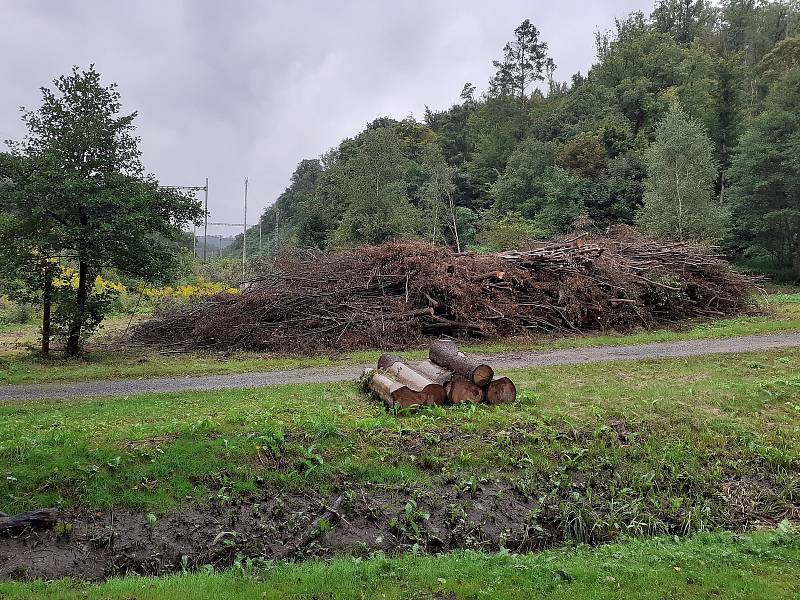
[232,0,800,280]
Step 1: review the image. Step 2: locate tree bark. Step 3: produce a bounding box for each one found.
[429,340,493,387]
[447,190,461,253]
[65,260,88,356]
[486,377,517,405]
[412,359,452,385]
[41,274,52,356]
[364,368,444,410]
[413,360,483,404]
[377,354,447,406]
[0,508,58,532]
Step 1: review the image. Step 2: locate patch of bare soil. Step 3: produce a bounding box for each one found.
[2,473,796,581]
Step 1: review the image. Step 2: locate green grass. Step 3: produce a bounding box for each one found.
[1,348,798,544]
[2,530,798,599]
[1,294,798,386]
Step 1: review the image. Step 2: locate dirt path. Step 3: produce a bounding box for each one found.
[1,331,799,402]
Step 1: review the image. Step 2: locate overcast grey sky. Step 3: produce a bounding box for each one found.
[1,1,653,234]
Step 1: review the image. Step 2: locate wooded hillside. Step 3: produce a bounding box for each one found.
[232,0,800,280]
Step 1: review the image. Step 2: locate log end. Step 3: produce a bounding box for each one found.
[472,364,494,387]
[393,387,425,410]
[486,377,517,405]
[423,383,448,406]
[447,375,484,404]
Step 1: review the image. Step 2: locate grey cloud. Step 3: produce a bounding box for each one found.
[1,0,653,234]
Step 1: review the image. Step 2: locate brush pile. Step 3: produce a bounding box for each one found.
[364,340,516,410]
[131,226,760,353]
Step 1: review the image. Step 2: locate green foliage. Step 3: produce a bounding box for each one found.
[476,212,536,250]
[0,67,202,355]
[728,69,800,277]
[16,0,789,308]
[652,0,716,45]
[331,127,422,246]
[190,6,800,280]
[636,104,729,242]
[491,137,558,214]
[557,132,608,179]
[246,5,799,267]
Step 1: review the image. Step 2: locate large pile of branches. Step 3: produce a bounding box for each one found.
[132,227,760,353]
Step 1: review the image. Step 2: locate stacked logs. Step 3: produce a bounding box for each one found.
[364,340,516,411]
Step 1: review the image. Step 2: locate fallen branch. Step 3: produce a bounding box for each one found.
[274,496,344,560]
[0,508,58,532]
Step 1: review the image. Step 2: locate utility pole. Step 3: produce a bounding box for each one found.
[242,177,248,277]
[203,177,209,262]
[259,220,262,253]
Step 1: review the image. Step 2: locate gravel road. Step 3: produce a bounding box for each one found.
[1,331,798,402]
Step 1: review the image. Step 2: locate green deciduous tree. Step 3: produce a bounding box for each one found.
[758,35,800,83]
[421,145,460,250]
[652,0,717,45]
[0,152,62,355]
[1,66,202,355]
[490,137,558,215]
[636,104,728,242]
[557,132,609,179]
[331,127,421,246]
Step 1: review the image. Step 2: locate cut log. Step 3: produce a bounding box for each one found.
[412,359,452,385]
[486,376,517,405]
[364,368,443,410]
[377,354,447,406]
[0,508,58,532]
[365,369,409,409]
[471,270,506,283]
[448,374,485,404]
[413,360,483,404]
[429,340,494,387]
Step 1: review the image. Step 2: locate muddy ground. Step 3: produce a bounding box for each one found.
[2,474,796,582]
[2,483,536,581]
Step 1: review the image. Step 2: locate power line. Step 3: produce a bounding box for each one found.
[159,181,209,262]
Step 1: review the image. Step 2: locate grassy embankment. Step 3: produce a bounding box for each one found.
[0,292,798,386]
[1,348,798,520]
[1,311,799,597]
[2,530,798,599]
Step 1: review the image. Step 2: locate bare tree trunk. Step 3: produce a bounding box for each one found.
[447,190,461,253]
[65,260,88,356]
[41,274,52,356]
[675,158,684,241]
